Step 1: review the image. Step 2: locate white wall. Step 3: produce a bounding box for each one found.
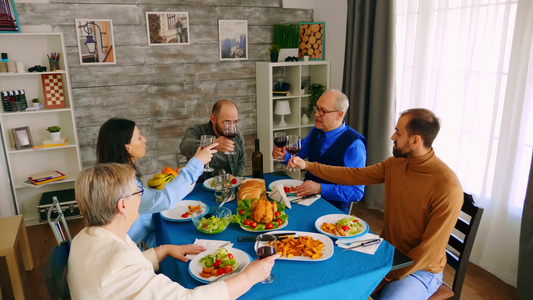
[283,0,347,90]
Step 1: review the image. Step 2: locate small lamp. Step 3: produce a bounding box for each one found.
[274,100,291,127]
[85,35,96,54]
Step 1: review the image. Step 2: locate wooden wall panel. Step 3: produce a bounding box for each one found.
[15,1,313,175]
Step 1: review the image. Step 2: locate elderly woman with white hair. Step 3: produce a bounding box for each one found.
[68,163,278,299]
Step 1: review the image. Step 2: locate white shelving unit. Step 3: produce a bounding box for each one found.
[256,61,330,177]
[0,33,82,224]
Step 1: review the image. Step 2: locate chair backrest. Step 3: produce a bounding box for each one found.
[445,192,484,299]
[44,241,71,300]
[48,196,73,245]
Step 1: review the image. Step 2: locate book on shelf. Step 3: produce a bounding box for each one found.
[43,137,68,147]
[272,90,291,96]
[27,170,67,185]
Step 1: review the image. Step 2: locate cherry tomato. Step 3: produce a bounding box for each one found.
[225,264,233,273]
[217,267,225,275]
[228,253,234,259]
[181,213,189,218]
[274,211,281,218]
[214,259,222,268]
[276,218,283,226]
[238,209,245,215]
[244,219,251,226]
[231,178,238,185]
[342,225,350,232]
[353,219,358,222]
[266,222,273,229]
[250,221,258,229]
[284,187,290,193]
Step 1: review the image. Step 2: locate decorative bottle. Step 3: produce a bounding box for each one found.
[252,138,263,178]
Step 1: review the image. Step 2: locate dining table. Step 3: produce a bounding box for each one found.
[154,173,407,300]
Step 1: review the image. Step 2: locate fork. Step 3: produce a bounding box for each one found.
[211,262,248,283]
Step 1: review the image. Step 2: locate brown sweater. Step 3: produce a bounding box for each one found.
[306,149,463,279]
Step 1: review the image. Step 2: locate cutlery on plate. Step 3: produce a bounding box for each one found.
[237,232,296,242]
[215,241,231,249]
[342,238,381,251]
[211,262,248,282]
[291,194,318,202]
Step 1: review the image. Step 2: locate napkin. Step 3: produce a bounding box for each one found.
[335,233,383,255]
[293,194,320,206]
[268,183,291,209]
[185,239,233,259]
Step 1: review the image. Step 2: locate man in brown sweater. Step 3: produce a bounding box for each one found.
[290,108,463,299]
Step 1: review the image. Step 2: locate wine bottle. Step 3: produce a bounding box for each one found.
[252,138,263,178]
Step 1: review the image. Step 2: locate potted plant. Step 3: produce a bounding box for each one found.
[32,98,40,107]
[306,83,326,113]
[303,52,310,61]
[47,125,61,141]
[268,44,281,62]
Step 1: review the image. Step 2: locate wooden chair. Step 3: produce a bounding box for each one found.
[44,241,71,300]
[47,196,73,245]
[429,193,484,300]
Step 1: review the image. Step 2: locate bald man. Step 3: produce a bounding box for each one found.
[180,99,245,181]
[272,89,366,213]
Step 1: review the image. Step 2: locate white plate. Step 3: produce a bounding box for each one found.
[254,230,334,261]
[314,214,369,239]
[188,247,252,284]
[268,179,303,196]
[160,200,207,222]
[202,176,242,191]
[239,218,289,232]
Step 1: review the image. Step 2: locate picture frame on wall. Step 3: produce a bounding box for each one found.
[146,12,190,46]
[219,20,248,61]
[75,19,116,65]
[298,22,325,60]
[0,0,20,33]
[11,126,33,150]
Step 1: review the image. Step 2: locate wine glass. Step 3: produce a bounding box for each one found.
[273,131,286,162]
[256,233,277,284]
[200,135,215,172]
[223,121,237,155]
[285,135,301,172]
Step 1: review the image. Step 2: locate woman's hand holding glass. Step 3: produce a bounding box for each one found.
[194,142,218,165]
[288,156,307,170]
[200,135,216,172]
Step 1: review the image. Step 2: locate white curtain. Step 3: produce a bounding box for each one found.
[395,0,533,286]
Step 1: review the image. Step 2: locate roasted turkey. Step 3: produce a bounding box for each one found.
[250,198,278,223]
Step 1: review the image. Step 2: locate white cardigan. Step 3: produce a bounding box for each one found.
[68,227,228,299]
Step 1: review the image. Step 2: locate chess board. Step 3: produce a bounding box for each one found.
[41,74,65,108]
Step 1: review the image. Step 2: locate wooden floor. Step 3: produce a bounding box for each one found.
[0,204,524,300]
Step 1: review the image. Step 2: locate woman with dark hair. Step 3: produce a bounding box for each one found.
[97,118,217,247]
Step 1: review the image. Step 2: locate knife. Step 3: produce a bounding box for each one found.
[342,238,381,251]
[237,232,297,242]
[290,194,318,202]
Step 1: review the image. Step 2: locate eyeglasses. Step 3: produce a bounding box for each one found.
[223,120,239,126]
[313,105,340,117]
[125,185,144,198]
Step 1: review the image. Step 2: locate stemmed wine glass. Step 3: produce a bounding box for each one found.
[256,233,277,284]
[285,135,301,172]
[200,135,215,172]
[223,121,237,155]
[273,131,286,162]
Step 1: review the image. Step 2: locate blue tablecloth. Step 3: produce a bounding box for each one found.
[155,174,393,300]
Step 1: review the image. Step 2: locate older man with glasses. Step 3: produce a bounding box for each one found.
[272,89,366,213]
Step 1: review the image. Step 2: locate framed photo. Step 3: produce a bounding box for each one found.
[146,12,190,46]
[218,20,248,61]
[11,127,33,150]
[75,19,116,65]
[0,0,20,33]
[298,22,325,60]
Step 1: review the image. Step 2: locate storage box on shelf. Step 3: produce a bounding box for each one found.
[256,61,330,179]
[0,33,82,224]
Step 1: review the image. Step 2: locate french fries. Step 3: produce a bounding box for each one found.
[185,204,201,216]
[321,222,346,236]
[274,235,325,259]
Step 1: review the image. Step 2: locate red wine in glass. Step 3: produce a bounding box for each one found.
[274,137,286,148]
[286,146,301,155]
[257,245,277,259]
[224,132,237,140]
